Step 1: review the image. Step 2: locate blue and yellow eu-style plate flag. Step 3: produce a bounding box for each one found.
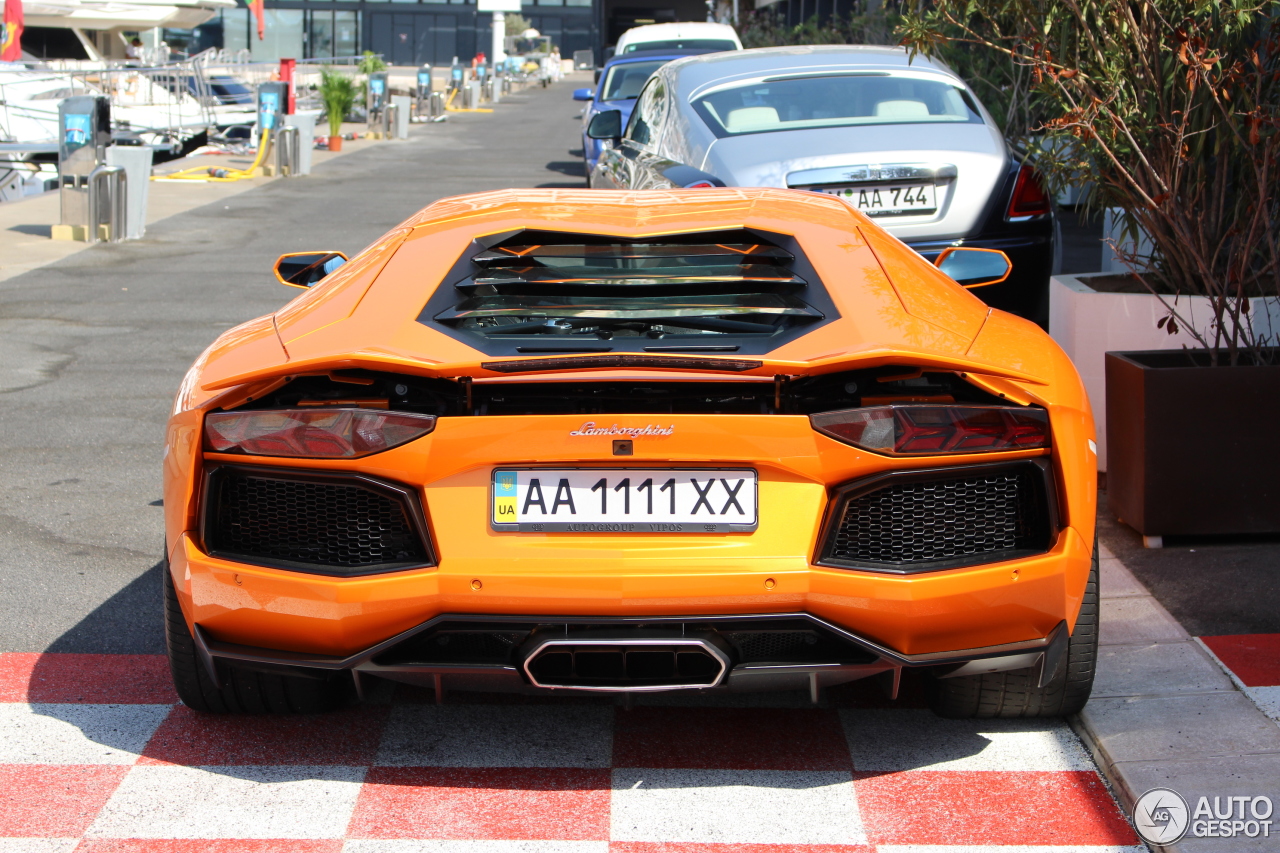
[493,470,517,521]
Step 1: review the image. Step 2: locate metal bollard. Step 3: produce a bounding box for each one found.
[274,126,300,177]
[87,164,126,244]
[430,91,445,119]
[384,103,398,137]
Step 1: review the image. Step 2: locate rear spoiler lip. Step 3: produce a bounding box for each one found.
[199,347,1046,393]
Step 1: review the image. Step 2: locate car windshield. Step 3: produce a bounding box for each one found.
[693,73,983,137]
[600,60,669,100]
[624,39,736,53]
[430,232,825,343]
[211,79,253,104]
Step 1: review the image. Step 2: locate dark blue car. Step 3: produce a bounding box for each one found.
[574,50,715,177]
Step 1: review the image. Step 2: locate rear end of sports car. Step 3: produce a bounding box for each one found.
[163,190,1097,718]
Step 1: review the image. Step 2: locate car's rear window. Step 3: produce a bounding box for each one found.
[623,39,736,53]
[210,79,253,104]
[693,73,983,137]
[420,229,836,355]
[600,60,668,100]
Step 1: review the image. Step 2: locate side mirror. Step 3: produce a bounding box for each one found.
[934,247,1012,288]
[573,87,594,101]
[274,251,349,289]
[587,109,622,140]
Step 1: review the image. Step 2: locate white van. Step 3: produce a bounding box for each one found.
[614,22,742,55]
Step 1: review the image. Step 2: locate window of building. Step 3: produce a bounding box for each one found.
[220,8,250,55]
[334,11,359,56]
[254,9,305,61]
[307,10,359,58]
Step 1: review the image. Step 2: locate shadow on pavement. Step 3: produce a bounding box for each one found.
[544,160,584,175]
[44,559,166,654]
[8,223,52,237]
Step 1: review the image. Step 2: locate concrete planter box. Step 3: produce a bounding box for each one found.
[1106,350,1280,539]
[1048,273,1280,470]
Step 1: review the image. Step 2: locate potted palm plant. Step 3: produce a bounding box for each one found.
[902,0,1280,542]
[318,68,357,152]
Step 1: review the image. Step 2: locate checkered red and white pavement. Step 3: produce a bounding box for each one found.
[1200,634,1280,727]
[0,653,1144,852]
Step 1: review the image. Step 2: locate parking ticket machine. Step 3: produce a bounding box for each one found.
[256,81,287,140]
[367,71,389,130]
[415,65,433,116]
[448,62,465,94]
[56,95,111,241]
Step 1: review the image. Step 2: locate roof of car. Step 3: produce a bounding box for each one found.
[616,21,740,43]
[664,45,960,92]
[601,49,710,68]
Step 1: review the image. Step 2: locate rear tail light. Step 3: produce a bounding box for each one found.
[811,405,1049,455]
[1006,164,1051,220]
[204,408,436,458]
[683,180,717,188]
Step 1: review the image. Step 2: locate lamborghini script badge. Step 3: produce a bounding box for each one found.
[569,421,675,438]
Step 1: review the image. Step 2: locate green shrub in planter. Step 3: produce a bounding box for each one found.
[318,68,357,139]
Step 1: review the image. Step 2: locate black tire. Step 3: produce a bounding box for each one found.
[929,540,1098,718]
[163,553,351,714]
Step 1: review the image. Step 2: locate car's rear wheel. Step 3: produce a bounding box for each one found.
[163,552,351,714]
[929,539,1098,718]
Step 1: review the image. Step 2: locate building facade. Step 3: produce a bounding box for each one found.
[181,0,641,67]
[178,0,714,67]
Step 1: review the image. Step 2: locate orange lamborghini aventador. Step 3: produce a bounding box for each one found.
[163,188,1098,718]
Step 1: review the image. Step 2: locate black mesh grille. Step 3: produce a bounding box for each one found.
[825,465,1050,569]
[207,468,430,572]
[376,629,529,666]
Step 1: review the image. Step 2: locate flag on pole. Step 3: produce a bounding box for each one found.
[250,0,265,40]
[1,0,23,62]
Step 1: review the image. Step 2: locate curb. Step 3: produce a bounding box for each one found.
[1070,542,1280,852]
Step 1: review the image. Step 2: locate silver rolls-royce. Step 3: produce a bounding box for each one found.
[587,45,1058,323]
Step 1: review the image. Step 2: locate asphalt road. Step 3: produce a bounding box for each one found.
[0,78,590,654]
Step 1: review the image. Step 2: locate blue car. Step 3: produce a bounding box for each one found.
[574,50,713,177]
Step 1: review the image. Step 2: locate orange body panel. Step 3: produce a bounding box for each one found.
[165,188,1097,666]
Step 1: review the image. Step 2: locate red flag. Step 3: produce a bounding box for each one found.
[1,0,23,62]
[250,0,265,40]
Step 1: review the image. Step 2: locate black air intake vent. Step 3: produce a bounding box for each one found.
[204,466,433,575]
[419,227,836,356]
[465,240,803,296]
[819,461,1055,573]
